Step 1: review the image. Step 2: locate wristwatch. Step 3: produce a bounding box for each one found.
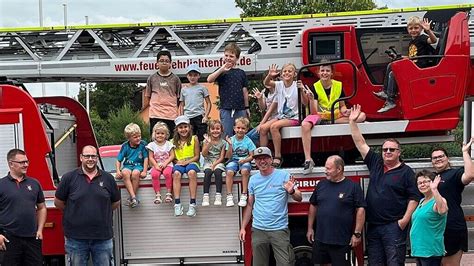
[353,232,362,238]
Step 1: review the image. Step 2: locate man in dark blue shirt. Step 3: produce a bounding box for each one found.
[55,145,120,266]
[0,149,46,265]
[307,155,366,266]
[349,105,420,265]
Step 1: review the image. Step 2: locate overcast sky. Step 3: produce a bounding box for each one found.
[0,0,470,97]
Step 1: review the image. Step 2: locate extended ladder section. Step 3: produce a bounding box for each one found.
[0,5,473,82]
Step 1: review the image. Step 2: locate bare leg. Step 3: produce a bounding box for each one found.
[269,119,295,159]
[121,169,135,198]
[188,170,197,199]
[173,171,182,199]
[241,169,250,194]
[131,170,141,195]
[442,250,463,266]
[301,121,313,161]
[226,170,235,195]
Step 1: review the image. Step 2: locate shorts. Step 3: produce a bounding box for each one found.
[312,241,352,266]
[302,114,321,126]
[122,165,144,172]
[226,160,251,173]
[203,162,226,172]
[278,118,300,126]
[444,228,468,256]
[173,163,200,175]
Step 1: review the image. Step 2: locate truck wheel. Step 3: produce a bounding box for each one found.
[294,245,312,266]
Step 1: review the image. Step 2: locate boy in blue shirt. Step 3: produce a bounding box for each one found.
[116,123,148,208]
[207,42,250,138]
[225,117,255,207]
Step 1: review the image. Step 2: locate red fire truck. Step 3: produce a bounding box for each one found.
[0,4,473,265]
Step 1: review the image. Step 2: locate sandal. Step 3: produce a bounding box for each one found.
[165,193,173,203]
[154,194,162,204]
[272,157,283,168]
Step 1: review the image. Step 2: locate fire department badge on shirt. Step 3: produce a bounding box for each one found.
[99,182,104,187]
[338,192,344,199]
[27,185,32,191]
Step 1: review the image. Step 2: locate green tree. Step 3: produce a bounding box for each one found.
[106,104,150,145]
[235,0,376,17]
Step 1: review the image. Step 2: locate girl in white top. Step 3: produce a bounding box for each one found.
[259,63,307,167]
[246,83,277,146]
[146,122,175,204]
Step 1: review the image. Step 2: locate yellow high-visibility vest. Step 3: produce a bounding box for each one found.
[314,80,342,120]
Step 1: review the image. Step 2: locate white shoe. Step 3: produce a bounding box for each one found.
[214,193,222,206]
[303,160,314,175]
[202,194,210,207]
[373,91,388,100]
[186,204,197,217]
[377,101,396,113]
[238,194,248,207]
[174,203,183,216]
[226,194,234,207]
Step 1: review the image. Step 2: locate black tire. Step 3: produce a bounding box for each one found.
[294,245,313,266]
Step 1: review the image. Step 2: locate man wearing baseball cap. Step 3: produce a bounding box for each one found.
[179,63,211,142]
[239,147,302,265]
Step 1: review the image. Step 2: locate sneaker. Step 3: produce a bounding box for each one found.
[226,194,234,207]
[214,193,222,206]
[202,194,210,207]
[130,197,139,208]
[373,91,388,100]
[187,204,197,217]
[377,101,396,113]
[303,160,315,175]
[174,203,183,216]
[238,194,248,207]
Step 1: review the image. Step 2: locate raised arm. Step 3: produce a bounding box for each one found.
[461,137,474,185]
[263,64,279,89]
[421,18,437,44]
[349,104,370,159]
[431,175,448,215]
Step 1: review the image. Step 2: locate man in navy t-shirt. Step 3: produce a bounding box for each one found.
[349,105,420,265]
[307,155,366,266]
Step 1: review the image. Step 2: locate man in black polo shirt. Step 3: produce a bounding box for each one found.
[307,155,366,266]
[349,105,420,265]
[55,145,120,265]
[0,148,47,265]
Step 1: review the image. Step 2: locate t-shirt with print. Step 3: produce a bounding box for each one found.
[273,80,299,120]
[226,135,256,161]
[408,34,435,68]
[216,68,248,110]
[265,90,278,120]
[203,139,226,165]
[146,140,174,167]
[117,140,148,168]
[180,84,209,119]
[248,169,290,231]
[145,72,182,120]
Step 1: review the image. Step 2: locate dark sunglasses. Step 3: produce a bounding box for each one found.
[382,148,399,153]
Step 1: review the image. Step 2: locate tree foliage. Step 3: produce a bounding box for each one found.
[235,0,377,17]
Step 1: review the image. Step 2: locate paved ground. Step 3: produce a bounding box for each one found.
[404,253,474,265]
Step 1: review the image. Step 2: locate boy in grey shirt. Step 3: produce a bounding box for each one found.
[179,64,212,142]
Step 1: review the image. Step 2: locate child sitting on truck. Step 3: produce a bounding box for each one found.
[146,122,174,204]
[116,123,149,208]
[172,115,200,217]
[225,117,256,208]
[201,120,226,206]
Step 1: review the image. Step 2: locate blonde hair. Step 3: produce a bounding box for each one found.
[207,119,223,136]
[407,16,422,27]
[173,123,193,147]
[124,123,141,139]
[282,63,297,80]
[152,122,170,141]
[224,42,241,58]
[234,117,250,129]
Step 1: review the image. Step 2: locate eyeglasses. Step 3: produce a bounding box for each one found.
[82,154,98,159]
[382,147,399,153]
[158,59,170,63]
[10,160,29,165]
[417,180,431,186]
[431,154,446,161]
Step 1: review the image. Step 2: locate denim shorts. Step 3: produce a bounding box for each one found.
[122,165,144,172]
[173,163,200,175]
[226,160,251,173]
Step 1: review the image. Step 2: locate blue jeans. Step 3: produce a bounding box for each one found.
[65,238,114,266]
[220,109,247,138]
[367,222,407,266]
[383,64,397,103]
[246,128,259,146]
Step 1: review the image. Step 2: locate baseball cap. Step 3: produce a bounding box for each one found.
[186,63,201,74]
[174,115,190,126]
[253,147,273,158]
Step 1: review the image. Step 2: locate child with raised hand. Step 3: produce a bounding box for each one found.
[201,120,226,206]
[146,122,174,204]
[172,115,200,217]
[246,84,277,146]
[225,117,256,207]
[116,123,148,208]
[259,63,305,168]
